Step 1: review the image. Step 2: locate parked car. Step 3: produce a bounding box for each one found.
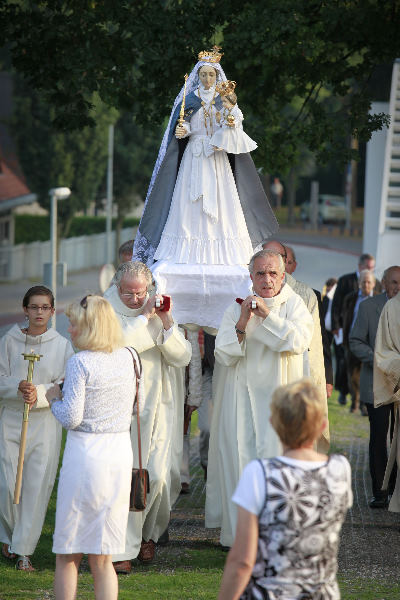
[300,194,347,224]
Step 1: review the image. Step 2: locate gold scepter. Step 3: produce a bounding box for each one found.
[13,350,42,504]
[178,73,188,127]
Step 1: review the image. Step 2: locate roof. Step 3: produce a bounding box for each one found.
[0,72,36,212]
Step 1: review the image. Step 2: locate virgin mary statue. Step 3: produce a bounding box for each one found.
[132,47,278,330]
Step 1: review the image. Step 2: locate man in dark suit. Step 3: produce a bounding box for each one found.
[349,265,400,508]
[331,253,381,404]
[314,289,333,398]
[342,270,377,414]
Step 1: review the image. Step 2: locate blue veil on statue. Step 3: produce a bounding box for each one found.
[132,46,279,330]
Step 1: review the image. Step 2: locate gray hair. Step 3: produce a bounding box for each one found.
[114,261,153,288]
[286,245,296,262]
[248,249,285,274]
[118,239,134,259]
[358,253,374,268]
[382,265,400,282]
[359,269,375,284]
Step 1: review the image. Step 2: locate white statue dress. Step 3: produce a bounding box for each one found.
[152,84,255,330]
[154,84,253,265]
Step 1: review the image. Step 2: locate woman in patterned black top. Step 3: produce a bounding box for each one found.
[218,378,352,600]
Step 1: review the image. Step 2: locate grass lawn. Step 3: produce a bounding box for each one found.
[1,391,399,599]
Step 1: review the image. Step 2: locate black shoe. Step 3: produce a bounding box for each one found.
[360,404,368,417]
[338,393,347,405]
[157,527,169,546]
[369,496,389,509]
[220,545,230,552]
[201,464,207,481]
[180,482,190,495]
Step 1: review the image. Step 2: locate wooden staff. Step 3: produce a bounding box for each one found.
[178,73,189,127]
[13,351,42,504]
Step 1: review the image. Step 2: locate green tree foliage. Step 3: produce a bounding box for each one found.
[110,112,162,250]
[14,215,140,245]
[112,112,162,217]
[11,77,116,236]
[2,1,399,172]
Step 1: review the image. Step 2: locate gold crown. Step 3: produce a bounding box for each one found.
[216,80,237,96]
[198,45,223,63]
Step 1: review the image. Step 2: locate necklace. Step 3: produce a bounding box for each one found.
[198,86,217,136]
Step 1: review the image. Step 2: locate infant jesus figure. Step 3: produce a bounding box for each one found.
[211,82,258,154]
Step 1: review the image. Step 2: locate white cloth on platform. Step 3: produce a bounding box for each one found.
[152,262,252,329]
[0,324,73,556]
[205,283,314,546]
[154,84,253,266]
[52,348,137,555]
[104,285,192,560]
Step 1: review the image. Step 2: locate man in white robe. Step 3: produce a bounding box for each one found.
[263,240,329,451]
[105,261,192,570]
[374,287,400,512]
[205,249,314,547]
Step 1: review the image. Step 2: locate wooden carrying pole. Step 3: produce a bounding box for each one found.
[13,352,42,504]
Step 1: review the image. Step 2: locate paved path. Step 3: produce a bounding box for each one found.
[167,408,400,586]
[337,426,400,581]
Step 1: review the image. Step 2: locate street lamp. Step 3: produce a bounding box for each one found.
[49,187,71,329]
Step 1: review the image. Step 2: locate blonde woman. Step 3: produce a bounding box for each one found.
[48,296,141,600]
[218,379,352,600]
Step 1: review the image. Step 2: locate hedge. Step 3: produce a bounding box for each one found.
[14,215,140,244]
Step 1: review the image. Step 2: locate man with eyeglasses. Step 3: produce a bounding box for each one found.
[104,262,192,571]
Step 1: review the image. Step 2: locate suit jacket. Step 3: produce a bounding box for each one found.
[342,291,359,347]
[349,293,388,404]
[331,272,358,331]
[314,289,333,385]
[321,294,329,321]
[331,271,381,331]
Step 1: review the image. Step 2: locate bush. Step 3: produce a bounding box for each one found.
[14,215,140,244]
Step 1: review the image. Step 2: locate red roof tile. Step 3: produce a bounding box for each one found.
[0,158,30,202]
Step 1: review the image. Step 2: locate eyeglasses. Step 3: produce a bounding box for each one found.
[118,288,147,300]
[27,305,52,312]
[80,294,93,309]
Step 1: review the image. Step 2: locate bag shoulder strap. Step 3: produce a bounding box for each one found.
[126,346,142,380]
[126,347,144,474]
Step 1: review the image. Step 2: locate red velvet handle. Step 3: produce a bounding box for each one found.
[161,295,171,311]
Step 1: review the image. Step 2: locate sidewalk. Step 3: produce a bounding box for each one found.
[0,267,103,335]
[166,401,400,589]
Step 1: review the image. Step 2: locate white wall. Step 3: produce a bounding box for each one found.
[363,101,389,263]
[0,227,137,281]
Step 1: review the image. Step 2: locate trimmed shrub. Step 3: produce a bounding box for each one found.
[14,215,140,244]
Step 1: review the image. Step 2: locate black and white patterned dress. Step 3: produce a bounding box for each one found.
[238,455,352,600]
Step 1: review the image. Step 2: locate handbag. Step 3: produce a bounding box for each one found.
[127,347,150,512]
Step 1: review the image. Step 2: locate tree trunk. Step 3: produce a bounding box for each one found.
[115,212,124,267]
[351,137,358,213]
[286,169,297,227]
